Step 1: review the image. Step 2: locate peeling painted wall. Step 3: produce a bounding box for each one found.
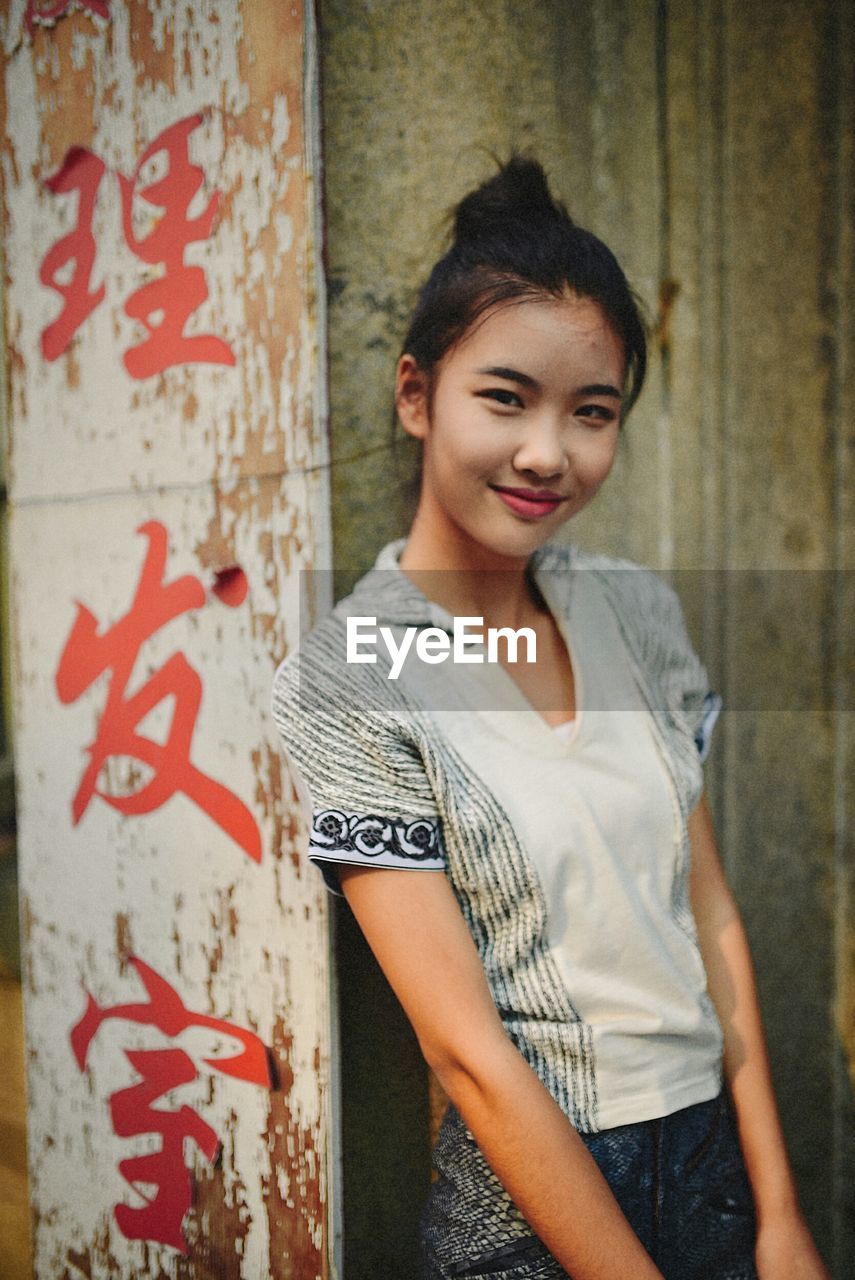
[1,2,333,1276]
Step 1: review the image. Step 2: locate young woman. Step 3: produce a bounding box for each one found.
[272,157,829,1280]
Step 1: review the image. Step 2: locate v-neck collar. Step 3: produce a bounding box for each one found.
[353,537,577,628]
[347,538,585,756]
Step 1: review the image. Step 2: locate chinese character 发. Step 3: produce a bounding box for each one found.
[55,520,261,862]
[71,956,272,1252]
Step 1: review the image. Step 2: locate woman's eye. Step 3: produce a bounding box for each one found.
[477,388,524,408]
[577,404,618,425]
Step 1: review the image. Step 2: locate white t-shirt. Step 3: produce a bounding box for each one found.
[411,567,723,1127]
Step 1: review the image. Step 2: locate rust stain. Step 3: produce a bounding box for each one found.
[262,1017,325,1279]
[138,1241,174,1279]
[171,919,183,976]
[202,883,237,1010]
[114,912,133,971]
[66,342,81,390]
[21,892,35,947]
[130,1,175,97]
[100,75,118,110]
[175,1108,253,1280]
[0,49,8,173]
[193,475,312,877]
[223,0,312,486]
[214,158,242,228]
[193,488,235,574]
[253,741,299,870]
[7,323,27,438]
[153,1249,175,1277]
[62,1217,123,1280]
[194,476,306,668]
[235,2,303,153]
[64,1245,93,1278]
[655,277,680,356]
[272,862,287,920]
[30,19,100,172]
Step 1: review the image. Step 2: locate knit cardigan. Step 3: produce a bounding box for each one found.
[271,539,722,1133]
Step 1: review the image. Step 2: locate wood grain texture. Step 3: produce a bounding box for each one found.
[0,978,31,1280]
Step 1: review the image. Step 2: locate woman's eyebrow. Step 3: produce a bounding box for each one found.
[578,383,623,399]
[476,365,539,388]
[476,368,624,400]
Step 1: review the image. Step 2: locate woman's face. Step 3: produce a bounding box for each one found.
[396,294,626,565]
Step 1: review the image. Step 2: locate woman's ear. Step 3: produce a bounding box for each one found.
[395,354,431,440]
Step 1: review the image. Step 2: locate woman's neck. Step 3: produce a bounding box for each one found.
[397,515,547,630]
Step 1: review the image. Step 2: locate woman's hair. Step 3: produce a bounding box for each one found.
[400,155,648,419]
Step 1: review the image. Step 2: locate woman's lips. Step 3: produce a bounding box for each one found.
[490,485,567,519]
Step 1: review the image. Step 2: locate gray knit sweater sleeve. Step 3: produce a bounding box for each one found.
[650,576,722,764]
[270,615,447,894]
[582,553,722,764]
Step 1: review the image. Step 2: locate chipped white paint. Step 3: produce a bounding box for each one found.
[2,0,327,501]
[2,2,334,1277]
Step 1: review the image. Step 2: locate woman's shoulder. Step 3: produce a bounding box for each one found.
[272,553,418,730]
[536,539,657,573]
[536,541,682,614]
[273,557,387,675]
[272,611,345,713]
[537,541,703,691]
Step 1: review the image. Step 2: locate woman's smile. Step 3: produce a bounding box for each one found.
[489,484,569,519]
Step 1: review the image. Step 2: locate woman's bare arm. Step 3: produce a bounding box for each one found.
[339,863,663,1280]
[687,793,830,1280]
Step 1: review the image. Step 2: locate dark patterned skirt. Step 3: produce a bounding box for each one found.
[420,1089,758,1280]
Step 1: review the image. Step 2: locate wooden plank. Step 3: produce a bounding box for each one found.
[11,473,332,1278]
[0,978,31,1280]
[1,2,335,1275]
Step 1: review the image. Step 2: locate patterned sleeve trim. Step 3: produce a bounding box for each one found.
[307,809,447,894]
[695,691,723,763]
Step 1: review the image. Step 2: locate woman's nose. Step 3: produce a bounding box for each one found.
[512,414,569,477]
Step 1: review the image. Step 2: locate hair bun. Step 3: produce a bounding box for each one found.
[453,155,571,245]
[401,150,647,419]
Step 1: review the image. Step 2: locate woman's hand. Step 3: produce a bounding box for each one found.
[755,1210,831,1279]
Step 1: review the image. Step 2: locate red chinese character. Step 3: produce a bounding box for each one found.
[39,114,233,379]
[119,116,236,379]
[39,148,107,361]
[55,520,261,862]
[25,0,110,36]
[71,956,272,1252]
